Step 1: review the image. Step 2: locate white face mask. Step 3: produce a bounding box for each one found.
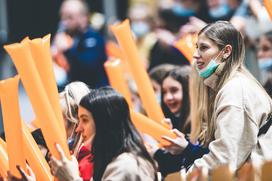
[131,21,150,38]
[258,58,272,71]
[209,4,230,19]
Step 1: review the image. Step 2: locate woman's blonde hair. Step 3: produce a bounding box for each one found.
[189,21,268,145]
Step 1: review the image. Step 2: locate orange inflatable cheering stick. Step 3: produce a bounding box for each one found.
[173,34,197,64]
[4,43,70,161]
[0,76,26,178]
[264,0,272,20]
[111,19,167,127]
[104,59,133,107]
[28,34,66,137]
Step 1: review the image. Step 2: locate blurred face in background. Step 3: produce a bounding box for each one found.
[162,76,183,114]
[129,4,152,38]
[60,0,89,35]
[257,35,272,73]
[257,35,272,59]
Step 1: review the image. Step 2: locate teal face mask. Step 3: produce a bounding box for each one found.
[196,49,224,78]
[197,59,219,78]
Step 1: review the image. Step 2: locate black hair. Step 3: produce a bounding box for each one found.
[161,66,191,133]
[79,86,157,181]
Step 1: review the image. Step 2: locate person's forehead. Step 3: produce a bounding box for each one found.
[61,1,83,15]
[197,33,214,45]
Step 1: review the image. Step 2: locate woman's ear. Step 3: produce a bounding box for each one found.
[223,44,232,60]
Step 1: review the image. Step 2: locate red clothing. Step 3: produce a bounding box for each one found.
[77,145,93,181]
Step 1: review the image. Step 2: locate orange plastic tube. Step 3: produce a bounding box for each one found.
[106,41,131,76]
[0,76,26,178]
[0,139,8,178]
[264,0,272,20]
[106,41,124,60]
[4,43,70,160]
[28,35,66,137]
[104,59,133,107]
[130,110,176,146]
[173,34,197,64]
[22,122,53,180]
[111,20,166,126]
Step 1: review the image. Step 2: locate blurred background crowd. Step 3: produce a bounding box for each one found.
[0,0,271,139]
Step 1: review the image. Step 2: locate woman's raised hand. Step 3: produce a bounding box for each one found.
[161,129,188,155]
[49,144,82,181]
[7,165,36,181]
[161,118,173,130]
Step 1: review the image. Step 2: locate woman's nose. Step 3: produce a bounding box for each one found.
[75,124,82,133]
[165,92,174,101]
[193,50,200,60]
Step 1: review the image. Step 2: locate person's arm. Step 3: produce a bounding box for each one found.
[180,142,209,170]
[157,130,209,174]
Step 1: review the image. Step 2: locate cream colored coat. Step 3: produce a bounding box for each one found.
[101,152,156,181]
[194,67,272,170]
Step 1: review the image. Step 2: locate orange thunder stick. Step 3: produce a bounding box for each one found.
[0,76,26,178]
[28,35,66,137]
[264,0,272,20]
[173,34,197,64]
[130,110,176,146]
[111,19,167,128]
[104,59,133,107]
[4,43,70,160]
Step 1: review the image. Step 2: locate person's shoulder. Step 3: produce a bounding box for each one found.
[102,152,155,180]
[111,152,140,167]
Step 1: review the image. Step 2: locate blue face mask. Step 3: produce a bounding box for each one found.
[209,4,230,19]
[258,58,272,71]
[172,4,195,17]
[197,59,219,78]
[131,21,150,38]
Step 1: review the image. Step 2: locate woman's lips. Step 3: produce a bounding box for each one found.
[197,61,205,69]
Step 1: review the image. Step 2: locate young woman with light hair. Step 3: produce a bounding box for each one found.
[161,21,272,171]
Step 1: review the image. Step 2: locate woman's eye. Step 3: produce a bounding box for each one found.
[199,46,208,51]
[170,87,178,94]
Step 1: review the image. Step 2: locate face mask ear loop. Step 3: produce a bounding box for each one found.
[214,47,226,63]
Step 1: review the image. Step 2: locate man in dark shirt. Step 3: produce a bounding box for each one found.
[54,0,108,88]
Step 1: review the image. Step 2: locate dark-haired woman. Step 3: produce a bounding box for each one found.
[50,87,158,181]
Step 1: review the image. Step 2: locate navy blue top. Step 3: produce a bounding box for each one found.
[65,27,108,88]
[154,142,209,177]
